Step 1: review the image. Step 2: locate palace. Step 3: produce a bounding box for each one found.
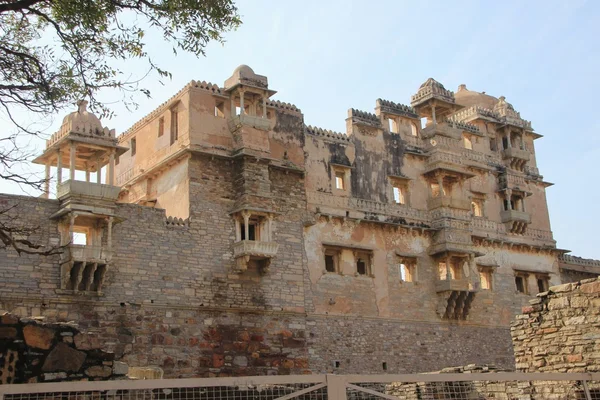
[1,65,598,377]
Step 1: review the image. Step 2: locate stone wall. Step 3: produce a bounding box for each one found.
[511,277,600,373]
[0,312,127,384]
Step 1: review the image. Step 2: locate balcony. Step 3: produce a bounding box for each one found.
[501,209,531,224]
[228,114,272,132]
[435,278,470,293]
[501,147,530,162]
[501,209,531,234]
[69,244,111,262]
[427,196,471,211]
[421,123,462,140]
[232,240,279,273]
[57,180,120,202]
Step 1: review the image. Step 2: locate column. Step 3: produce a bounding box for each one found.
[262,94,267,118]
[239,89,245,115]
[96,157,102,184]
[446,254,452,280]
[506,129,512,148]
[437,174,444,197]
[267,215,273,242]
[56,149,62,192]
[69,213,75,244]
[431,104,437,127]
[107,216,113,255]
[242,212,250,240]
[69,141,76,181]
[505,189,513,210]
[85,163,90,182]
[108,149,115,185]
[44,162,50,199]
[235,219,241,242]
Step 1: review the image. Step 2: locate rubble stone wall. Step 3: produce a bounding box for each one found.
[0,313,128,384]
[511,277,600,373]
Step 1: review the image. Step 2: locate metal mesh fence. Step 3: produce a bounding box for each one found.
[3,383,327,400]
[347,379,600,400]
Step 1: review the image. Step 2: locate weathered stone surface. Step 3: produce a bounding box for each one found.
[0,327,18,339]
[42,342,86,372]
[113,361,129,375]
[86,365,112,378]
[23,324,55,350]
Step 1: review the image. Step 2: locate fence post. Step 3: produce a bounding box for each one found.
[582,380,592,400]
[326,374,347,400]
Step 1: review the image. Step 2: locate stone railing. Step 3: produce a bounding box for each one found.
[450,106,499,124]
[47,121,116,149]
[401,134,422,148]
[559,254,600,267]
[435,278,470,292]
[69,244,111,262]
[411,82,455,105]
[427,196,471,211]
[116,133,189,186]
[498,173,528,190]
[228,114,272,132]
[351,198,430,221]
[522,227,554,242]
[500,209,531,224]
[376,98,419,118]
[232,240,279,258]
[421,122,462,140]
[427,149,466,167]
[502,147,530,162]
[57,180,121,201]
[305,125,351,142]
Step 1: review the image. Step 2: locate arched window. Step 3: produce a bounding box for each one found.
[410,122,418,136]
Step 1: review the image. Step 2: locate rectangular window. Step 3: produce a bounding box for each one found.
[439,259,462,280]
[170,109,178,145]
[387,118,398,133]
[463,134,473,150]
[130,138,136,156]
[536,275,549,293]
[515,274,528,294]
[335,171,345,190]
[399,260,416,283]
[240,221,258,241]
[72,231,88,245]
[490,138,497,152]
[158,117,164,137]
[430,183,441,198]
[215,101,225,118]
[479,267,493,290]
[471,198,484,217]
[355,251,372,276]
[324,248,340,273]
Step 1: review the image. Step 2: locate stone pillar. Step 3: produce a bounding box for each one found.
[107,216,113,256]
[108,149,115,185]
[56,149,63,192]
[69,213,75,244]
[431,104,437,127]
[85,163,90,182]
[262,94,267,118]
[267,215,273,242]
[506,129,512,148]
[506,189,513,210]
[243,211,250,241]
[437,174,444,197]
[445,255,452,280]
[96,157,102,184]
[239,90,245,115]
[44,162,50,199]
[235,219,241,242]
[69,141,76,181]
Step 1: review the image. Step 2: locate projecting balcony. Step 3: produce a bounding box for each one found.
[228,114,272,132]
[501,209,531,224]
[435,278,471,293]
[421,122,462,140]
[501,147,530,162]
[232,240,279,273]
[427,196,471,211]
[68,244,111,263]
[57,180,120,202]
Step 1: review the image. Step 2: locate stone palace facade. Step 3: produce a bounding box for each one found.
[1,65,598,377]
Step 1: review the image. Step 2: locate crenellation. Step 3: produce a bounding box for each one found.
[1,65,599,378]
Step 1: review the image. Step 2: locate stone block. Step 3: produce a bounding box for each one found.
[23,324,55,350]
[0,327,18,339]
[580,281,600,294]
[1,313,19,325]
[113,361,129,375]
[42,342,86,372]
[86,365,112,378]
[74,333,101,350]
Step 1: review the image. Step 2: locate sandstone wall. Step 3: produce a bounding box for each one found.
[0,313,127,384]
[511,277,600,373]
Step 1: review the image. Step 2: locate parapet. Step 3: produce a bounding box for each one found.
[305,125,350,142]
[375,98,419,119]
[348,108,381,127]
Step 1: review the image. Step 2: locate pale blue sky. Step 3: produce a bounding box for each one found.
[1,0,598,258]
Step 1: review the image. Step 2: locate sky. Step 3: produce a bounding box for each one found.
[1,0,599,259]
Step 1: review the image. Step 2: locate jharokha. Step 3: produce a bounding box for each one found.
[1,65,599,377]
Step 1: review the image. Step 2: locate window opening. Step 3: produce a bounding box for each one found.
[420,117,428,129]
[471,199,483,217]
[463,134,473,150]
[324,247,340,273]
[72,231,87,245]
[387,118,398,133]
[399,262,414,282]
[170,109,178,145]
[479,268,492,290]
[410,122,418,136]
[382,362,388,371]
[502,136,509,150]
[130,138,136,156]
[537,276,549,293]
[240,221,257,241]
[215,101,225,118]
[335,171,345,190]
[355,251,372,276]
[393,186,405,204]
[515,275,527,294]
[357,259,367,275]
[490,138,497,152]
[430,183,441,197]
[158,117,164,137]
